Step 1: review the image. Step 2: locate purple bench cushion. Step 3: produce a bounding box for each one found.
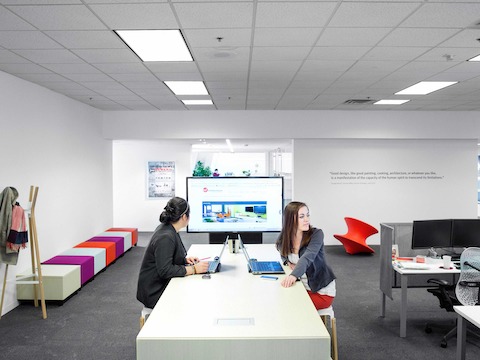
[43,255,94,285]
[87,236,124,259]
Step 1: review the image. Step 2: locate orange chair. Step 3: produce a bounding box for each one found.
[334,217,378,254]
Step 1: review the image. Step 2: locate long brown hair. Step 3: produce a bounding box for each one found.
[276,201,313,257]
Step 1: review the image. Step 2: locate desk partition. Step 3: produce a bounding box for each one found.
[136,244,330,360]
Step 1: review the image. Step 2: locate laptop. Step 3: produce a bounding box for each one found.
[207,241,228,273]
[240,241,285,275]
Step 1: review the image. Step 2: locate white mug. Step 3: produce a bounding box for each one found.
[443,255,452,269]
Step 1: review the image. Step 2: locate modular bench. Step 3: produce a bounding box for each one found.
[17,228,138,302]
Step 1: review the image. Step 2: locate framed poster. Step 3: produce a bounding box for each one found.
[147,161,175,199]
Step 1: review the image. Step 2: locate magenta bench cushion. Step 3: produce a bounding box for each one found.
[43,255,94,285]
[87,236,124,259]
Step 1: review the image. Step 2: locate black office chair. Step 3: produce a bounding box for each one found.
[426,247,480,348]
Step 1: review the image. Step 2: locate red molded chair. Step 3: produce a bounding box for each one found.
[334,217,378,254]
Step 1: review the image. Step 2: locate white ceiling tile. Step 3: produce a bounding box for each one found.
[0,49,31,63]
[0,7,35,30]
[254,28,321,47]
[14,72,69,82]
[7,5,106,30]
[0,62,51,73]
[72,49,139,63]
[329,2,421,27]
[309,46,371,61]
[252,47,311,61]
[0,31,63,49]
[89,3,178,29]
[202,72,248,81]
[63,73,114,82]
[362,46,429,61]
[415,47,480,62]
[379,28,460,47]
[174,3,253,28]
[206,81,247,89]
[250,60,302,72]
[317,28,391,47]
[255,2,336,28]
[109,73,158,82]
[191,47,250,62]
[42,62,103,74]
[80,81,129,92]
[438,29,480,48]
[92,62,149,74]
[401,3,480,28]
[301,59,356,73]
[13,49,83,63]
[197,61,249,73]
[145,62,199,73]
[154,72,203,81]
[184,29,252,48]
[44,30,125,49]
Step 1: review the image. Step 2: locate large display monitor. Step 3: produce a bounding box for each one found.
[186,177,284,233]
[451,219,480,248]
[411,219,452,249]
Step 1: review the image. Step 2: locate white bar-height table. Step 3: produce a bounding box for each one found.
[136,244,331,360]
[391,259,459,338]
[454,306,480,360]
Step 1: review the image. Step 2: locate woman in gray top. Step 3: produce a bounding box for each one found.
[276,201,336,311]
[137,197,209,309]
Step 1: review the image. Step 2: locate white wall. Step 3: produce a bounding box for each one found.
[294,139,478,245]
[0,71,112,315]
[112,140,191,231]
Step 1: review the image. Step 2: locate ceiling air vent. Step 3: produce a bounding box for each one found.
[343,99,376,105]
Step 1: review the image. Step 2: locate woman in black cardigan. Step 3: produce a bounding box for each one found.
[137,197,209,309]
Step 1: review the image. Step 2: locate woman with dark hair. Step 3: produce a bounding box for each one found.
[276,201,336,313]
[137,197,209,309]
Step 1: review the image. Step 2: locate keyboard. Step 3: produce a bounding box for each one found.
[396,262,431,270]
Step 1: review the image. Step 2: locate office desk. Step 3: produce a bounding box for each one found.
[455,306,480,360]
[384,259,459,338]
[136,244,331,360]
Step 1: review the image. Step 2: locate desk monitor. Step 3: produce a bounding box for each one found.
[186,176,284,233]
[451,219,480,248]
[411,219,452,249]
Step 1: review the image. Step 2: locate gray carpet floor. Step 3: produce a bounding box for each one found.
[1,232,479,360]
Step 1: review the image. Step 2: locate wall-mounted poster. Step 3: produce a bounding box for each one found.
[147,161,175,199]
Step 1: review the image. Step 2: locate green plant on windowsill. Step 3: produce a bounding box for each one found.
[192,161,212,177]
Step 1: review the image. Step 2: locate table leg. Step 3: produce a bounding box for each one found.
[400,274,408,338]
[380,291,386,318]
[456,315,466,360]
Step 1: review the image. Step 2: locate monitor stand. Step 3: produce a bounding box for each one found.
[209,232,262,244]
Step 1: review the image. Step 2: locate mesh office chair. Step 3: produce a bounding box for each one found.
[425,247,480,348]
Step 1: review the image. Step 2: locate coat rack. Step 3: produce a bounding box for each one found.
[0,186,46,319]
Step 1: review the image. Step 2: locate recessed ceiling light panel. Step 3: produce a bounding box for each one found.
[395,81,457,95]
[115,29,193,62]
[182,100,213,105]
[468,54,480,62]
[164,81,209,95]
[374,99,410,105]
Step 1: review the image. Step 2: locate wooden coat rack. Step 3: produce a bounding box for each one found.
[0,186,46,319]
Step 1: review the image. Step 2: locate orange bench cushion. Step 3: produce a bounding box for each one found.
[75,241,116,266]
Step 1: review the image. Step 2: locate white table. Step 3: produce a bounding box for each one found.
[136,244,331,360]
[387,259,459,338]
[454,306,480,360]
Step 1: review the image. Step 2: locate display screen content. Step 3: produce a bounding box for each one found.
[451,219,480,248]
[411,219,452,249]
[186,177,284,233]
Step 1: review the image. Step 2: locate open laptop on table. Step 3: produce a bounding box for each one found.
[207,240,228,273]
[240,240,285,275]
